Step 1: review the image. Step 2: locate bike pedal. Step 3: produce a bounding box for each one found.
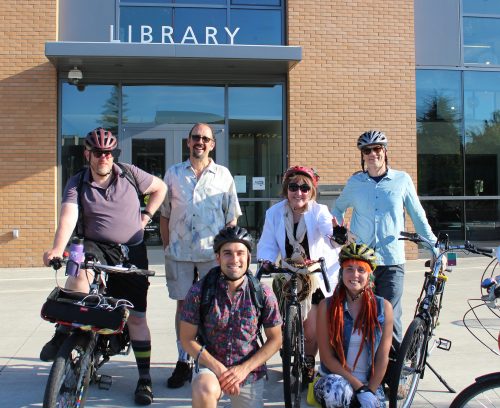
[97,374,113,390]
[436,337,452,351]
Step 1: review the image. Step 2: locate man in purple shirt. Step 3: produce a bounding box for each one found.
[180,226,282,408]
[41,128,166,405]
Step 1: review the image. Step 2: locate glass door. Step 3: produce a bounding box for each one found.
[121,124,226,245]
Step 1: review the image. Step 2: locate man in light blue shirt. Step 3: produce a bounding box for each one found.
[332,130,437,343]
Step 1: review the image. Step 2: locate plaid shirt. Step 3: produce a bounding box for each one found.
[181,271,282,384]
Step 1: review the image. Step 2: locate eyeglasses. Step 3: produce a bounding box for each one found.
[91,150,113,158]
[190,134,214,144]
[361,145,384,155]
[288,183,311,193]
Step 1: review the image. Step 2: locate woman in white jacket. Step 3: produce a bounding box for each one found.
[257,165,340,386]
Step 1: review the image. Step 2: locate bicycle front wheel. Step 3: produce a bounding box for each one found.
[43,331,95,408]
[389,317,427,408]
[450,372,500,408]
[282,304,302,408]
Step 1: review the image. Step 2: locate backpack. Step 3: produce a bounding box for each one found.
[75,163,141,237]
[198,267,265,347]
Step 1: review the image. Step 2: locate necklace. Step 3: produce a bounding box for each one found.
[349,289,365,302]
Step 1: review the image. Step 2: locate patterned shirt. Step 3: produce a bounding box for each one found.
[161,159,242,262]
[181,270,282,384]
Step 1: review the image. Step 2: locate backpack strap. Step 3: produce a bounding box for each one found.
[198,267,221,346]
[116,162,140,196]
[75,167,87,237]
[247,272,265,346]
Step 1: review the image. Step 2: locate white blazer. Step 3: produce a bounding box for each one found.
[257,199,340,296]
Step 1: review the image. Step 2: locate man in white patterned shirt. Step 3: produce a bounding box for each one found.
[160,123,242,388]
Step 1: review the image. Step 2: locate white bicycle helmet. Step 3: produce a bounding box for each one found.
[357,130,388,150]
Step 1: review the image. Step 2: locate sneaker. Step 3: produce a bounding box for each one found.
[166,361,192,389]
[40,330,70,362]
[397,384,408,400]
[134,378,154,405]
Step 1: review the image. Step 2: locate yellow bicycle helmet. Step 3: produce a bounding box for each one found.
[339,243,377,271]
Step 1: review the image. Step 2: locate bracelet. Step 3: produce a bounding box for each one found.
[141,209,153,219]
[355,385,372,394]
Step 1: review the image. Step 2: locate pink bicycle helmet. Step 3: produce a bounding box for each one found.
[85,128,117,151]
[283,166,320,187]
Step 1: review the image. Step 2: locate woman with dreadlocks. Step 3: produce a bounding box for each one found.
[314,243,393,408]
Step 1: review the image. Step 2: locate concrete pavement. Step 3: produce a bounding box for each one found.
[1,250,499,407]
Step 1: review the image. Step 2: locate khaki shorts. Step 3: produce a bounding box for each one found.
[193,367,264,408]
[164,258,218,300]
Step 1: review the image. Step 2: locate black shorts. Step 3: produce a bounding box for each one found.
[83,240,150,313]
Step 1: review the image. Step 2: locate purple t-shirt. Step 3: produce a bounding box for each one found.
[181,272,282,384]
[63,163,153,245]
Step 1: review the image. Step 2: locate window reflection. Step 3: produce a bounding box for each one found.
[123,85,224,125]
[232,0,280,5]
[173,8,226,44]
[120,7,173,43]
[230,9,282,45]
[463,17,500,65]
[228,85,284,200]
[466,200,500,240]
[421,200,465,241]
[61,84,118,192]
[416,70,463,196]
[463,0,500,15]
[464,71,500,197]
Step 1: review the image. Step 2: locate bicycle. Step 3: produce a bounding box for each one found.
[256,257,331,408]
[449,254,500,408]
[40,253,155,408]
[389,231,493,408]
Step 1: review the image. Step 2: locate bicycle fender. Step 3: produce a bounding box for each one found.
[474,372,500,383]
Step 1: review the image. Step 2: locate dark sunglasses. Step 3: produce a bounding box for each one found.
[288,183,311,193]
[361,145,384,155]
[91,150,113,158]
[190,134,214,144]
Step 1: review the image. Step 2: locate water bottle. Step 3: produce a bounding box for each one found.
[66,237,84,277]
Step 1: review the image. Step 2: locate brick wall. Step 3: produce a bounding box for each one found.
[288,0,419,258]
[0,1,57,266]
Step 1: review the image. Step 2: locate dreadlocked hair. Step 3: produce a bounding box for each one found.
[327,281,382,377]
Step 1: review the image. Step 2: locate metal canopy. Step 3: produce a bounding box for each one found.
[45,42,302,77]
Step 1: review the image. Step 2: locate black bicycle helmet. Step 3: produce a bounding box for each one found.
[357,130,388,150]
[339,243,377,271]
[213,226,253,253]
[85,127,118,151]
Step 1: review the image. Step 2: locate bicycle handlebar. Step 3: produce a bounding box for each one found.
[49,257,156,277]
[256,257,331,293]
[399,231,493,258]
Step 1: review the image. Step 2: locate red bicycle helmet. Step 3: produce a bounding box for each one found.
[85,128,117,151]
[283,166,319,187]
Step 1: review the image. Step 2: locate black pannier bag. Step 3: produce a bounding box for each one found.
[41,287,129,335]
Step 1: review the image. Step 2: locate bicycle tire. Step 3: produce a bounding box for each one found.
[389,317,427,408]
[282,304,302,408]
[43,331,95,408]
[449,372,500,408]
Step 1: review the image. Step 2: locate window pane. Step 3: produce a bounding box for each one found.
[466,200,500,240]
[464,71,500,196]
[61,84,119,191]
[120,7,173,43]
[176,0,226,4]
[121,0,173,3]
[232,0,280,5]
[463,17,500,65]
[231,9,282,45]
[421,200,465,241]
[416,70,463,196]
[173,8,226,44]
[122,85,224,125]
[463,0,500,15]
[228,85,283,199]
